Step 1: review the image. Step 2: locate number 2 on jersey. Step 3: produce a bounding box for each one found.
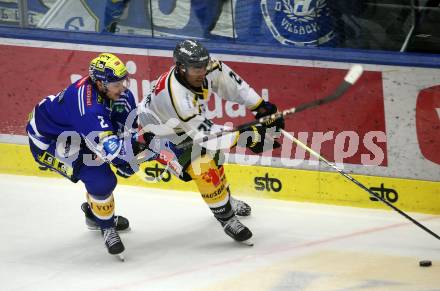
[229,71,243,85]
[97,116,109,128]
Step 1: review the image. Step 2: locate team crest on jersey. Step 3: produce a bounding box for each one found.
[113,104,125,113]
[201,168,221,187]
[260,0,336,46]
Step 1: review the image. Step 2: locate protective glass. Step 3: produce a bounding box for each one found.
[107,77,130,90]
[185,66,207,76]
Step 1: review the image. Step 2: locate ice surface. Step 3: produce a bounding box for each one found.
[0,174,439,291]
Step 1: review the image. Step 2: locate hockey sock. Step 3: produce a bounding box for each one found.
[86,193,115,229]
[187,155,234,221]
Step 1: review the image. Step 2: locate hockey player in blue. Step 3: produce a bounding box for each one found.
[26,53,138,260]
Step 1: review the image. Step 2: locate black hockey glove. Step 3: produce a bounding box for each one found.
[253,101,285,131]
[132,140,148,156]
[240,124,281,154]
[116,163,136,178]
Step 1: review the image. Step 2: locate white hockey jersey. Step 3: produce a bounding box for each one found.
[138,59,263,150]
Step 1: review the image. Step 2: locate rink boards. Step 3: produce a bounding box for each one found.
[0,36,439,215]
[2,143,439,215]
[1,37,440,183]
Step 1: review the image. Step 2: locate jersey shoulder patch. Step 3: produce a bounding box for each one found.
[154,70,171,95]
[207,58,222,73]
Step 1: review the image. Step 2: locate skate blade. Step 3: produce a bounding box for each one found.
[116,253,125,262]
[88,226,131,232]
[235,211,251,217]
[238,239,254,246]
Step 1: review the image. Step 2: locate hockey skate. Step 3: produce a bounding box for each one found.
[81,202,130,232]
[230,196,251,216]
[220,216,253,246]
[102,227,125,261]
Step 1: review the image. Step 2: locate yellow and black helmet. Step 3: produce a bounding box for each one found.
[89,53,128,84]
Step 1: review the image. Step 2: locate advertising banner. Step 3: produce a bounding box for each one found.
[31,0,339,46]
[0,0,49,27]
[0,42,385,165]
[0,38,439,182]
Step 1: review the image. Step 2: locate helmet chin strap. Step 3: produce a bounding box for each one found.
[96,80,110,98]
[102,82,109,93]
[177,63,186,73]
[178,67,194,89]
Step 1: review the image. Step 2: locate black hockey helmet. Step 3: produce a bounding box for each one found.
[173,39,210,70]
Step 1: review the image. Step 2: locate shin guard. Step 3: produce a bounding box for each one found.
[188,155,234,221]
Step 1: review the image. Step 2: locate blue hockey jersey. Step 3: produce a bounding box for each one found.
[27,76,137,169]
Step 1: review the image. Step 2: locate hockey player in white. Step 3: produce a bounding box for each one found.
[138,39,284,244]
